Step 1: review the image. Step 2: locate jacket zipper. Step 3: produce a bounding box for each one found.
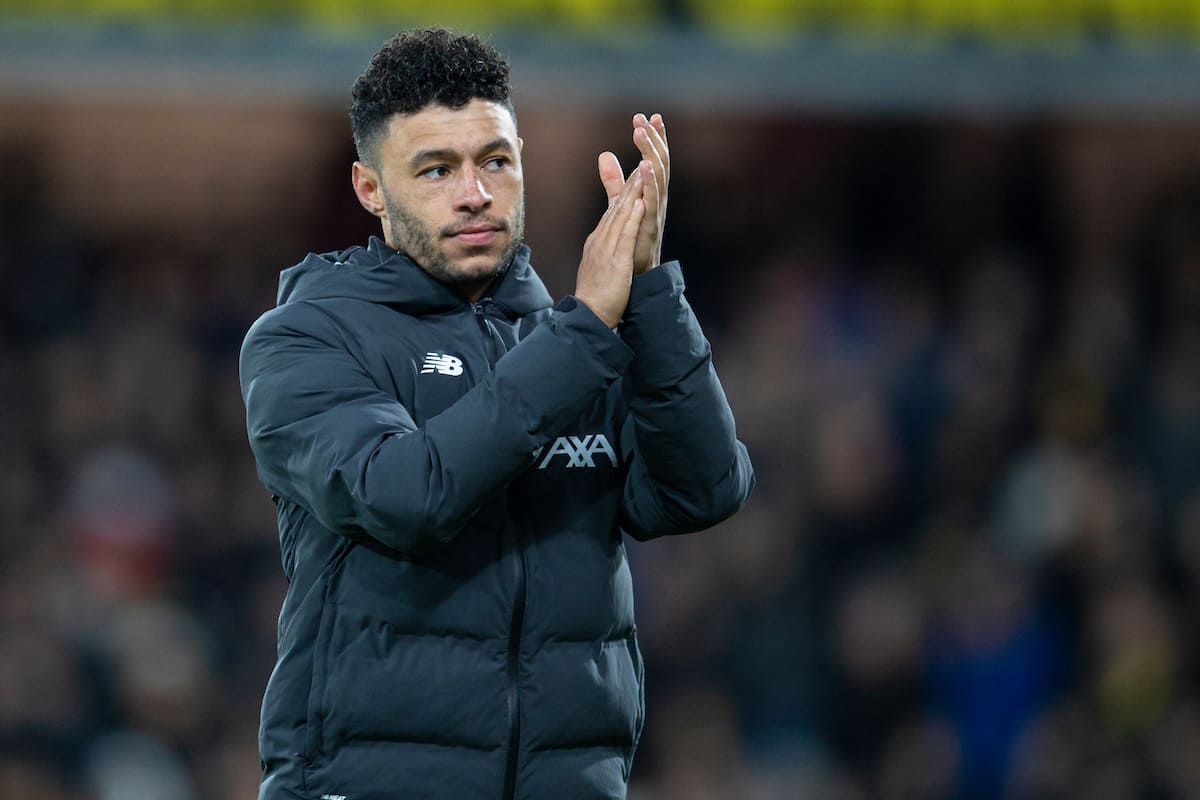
[475,300,527,800]
[503,523,527,800]
[473,300,503,363]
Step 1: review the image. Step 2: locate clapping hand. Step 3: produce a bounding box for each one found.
[597,113,670,275]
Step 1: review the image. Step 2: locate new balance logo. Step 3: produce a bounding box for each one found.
[420,352,464,376]
[533,434,617,470]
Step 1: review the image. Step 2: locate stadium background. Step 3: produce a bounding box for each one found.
[3,2,1200,798]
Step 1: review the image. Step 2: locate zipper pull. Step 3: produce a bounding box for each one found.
[472,300,493,340]
[473,298,495,329]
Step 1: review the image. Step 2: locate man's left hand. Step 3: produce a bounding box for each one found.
[598,113,670,275]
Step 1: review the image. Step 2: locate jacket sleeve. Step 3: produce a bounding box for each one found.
[240,299,633,554]
[616,262,755,540]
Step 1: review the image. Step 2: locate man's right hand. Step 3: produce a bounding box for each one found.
[574,164,645,329]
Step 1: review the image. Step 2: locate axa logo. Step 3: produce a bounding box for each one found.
[533,434,617,470]
[420,352,464,376]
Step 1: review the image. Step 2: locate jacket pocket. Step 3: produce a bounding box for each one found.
[303,578,337,769]
[625,627,647,775]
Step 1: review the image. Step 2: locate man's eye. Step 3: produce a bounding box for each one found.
[421,166,450,178]
[485,157,509,170]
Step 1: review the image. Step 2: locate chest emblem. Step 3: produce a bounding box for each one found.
[419,352,464,376]
[533,434,617,470]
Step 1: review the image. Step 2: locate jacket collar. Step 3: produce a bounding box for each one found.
[277,236,552,319]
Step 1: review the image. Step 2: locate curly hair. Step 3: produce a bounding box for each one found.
[350,28,513,164]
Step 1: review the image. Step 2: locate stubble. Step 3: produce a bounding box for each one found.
[382,188,525,289]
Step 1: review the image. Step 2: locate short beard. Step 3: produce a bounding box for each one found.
[382,188,524,290]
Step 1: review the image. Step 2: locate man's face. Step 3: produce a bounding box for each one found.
[368,99,524,296]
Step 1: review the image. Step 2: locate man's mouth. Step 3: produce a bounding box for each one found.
[449,223,502,245]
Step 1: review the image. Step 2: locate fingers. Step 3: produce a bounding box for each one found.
[649,112,665,138]
[590,113,670,276]
[597,151,624,206]
[632,114,666,164]
[632,113,670,194]
[638,160,660,235]
[597,115,668,213]
[633,127,664,195]
[606,163,642,218]
[609,167,643,230]
[591,166,643,245]
[596,164,644,261]
[617,197,646,263]
[575,166,644,328]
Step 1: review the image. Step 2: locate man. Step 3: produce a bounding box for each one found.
[240,28,754,800]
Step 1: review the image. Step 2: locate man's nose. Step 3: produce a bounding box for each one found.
[454,167,493,213]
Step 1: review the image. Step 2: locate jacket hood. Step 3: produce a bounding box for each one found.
[276,236,553,319]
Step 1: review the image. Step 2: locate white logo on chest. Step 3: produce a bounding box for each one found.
[533,434,617,470]
[419,352,464,376]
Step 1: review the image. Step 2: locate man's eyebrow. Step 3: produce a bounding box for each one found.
[409,139,515,170]
[410,148,457,170]
[475,138,515,158]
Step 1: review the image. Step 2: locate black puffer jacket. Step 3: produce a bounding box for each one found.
[240,237,754,800]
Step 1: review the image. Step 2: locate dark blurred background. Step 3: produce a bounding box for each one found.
[3,3,1200,799]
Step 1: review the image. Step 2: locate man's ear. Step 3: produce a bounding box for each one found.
[351,161,386,219]
[518,136,524,154]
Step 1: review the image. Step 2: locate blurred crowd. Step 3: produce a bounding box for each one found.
[1,113,1199,800]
